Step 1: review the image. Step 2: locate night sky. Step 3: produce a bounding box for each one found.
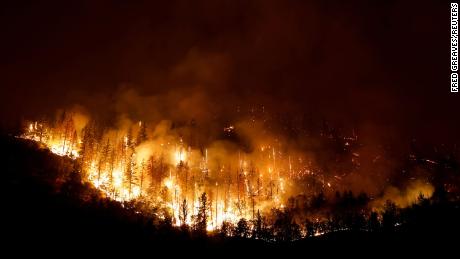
[0,0,457,145]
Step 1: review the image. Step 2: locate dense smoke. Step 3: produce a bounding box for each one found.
[2,1,459,227]
[23,85,441,212]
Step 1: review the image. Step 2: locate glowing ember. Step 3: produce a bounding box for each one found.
[20,114,433,232]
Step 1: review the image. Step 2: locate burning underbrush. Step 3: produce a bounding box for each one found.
[13,106,460,241]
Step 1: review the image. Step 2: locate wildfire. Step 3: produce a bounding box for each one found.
[21,112,414,232]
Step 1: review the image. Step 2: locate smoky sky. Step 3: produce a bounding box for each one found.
[0,0,458,145]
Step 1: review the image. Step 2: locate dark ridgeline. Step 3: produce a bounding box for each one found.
[0,1,457,256]
[1,133,460,255]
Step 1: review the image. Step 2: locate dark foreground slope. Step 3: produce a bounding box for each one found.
[1,134,459,256]
[0,135,275,255]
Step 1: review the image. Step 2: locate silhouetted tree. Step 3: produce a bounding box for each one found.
[235,218,250,238]
[311,191,326,209]
[368,211,380,232]
[304,219,315,237]
[273,209,301,241]
[97,139,110,185]
[179,199,188,226]
[194,192,209,236]
[382,200,398,232]
[124,154,138,198]
[252,210,264,239]
[219,221,234,237]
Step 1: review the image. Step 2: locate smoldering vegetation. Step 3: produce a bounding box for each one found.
[16,86,460,235]
[2,134,460,254]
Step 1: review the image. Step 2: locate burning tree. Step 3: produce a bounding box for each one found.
[19,106,451,237]
[194,192,209,235]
